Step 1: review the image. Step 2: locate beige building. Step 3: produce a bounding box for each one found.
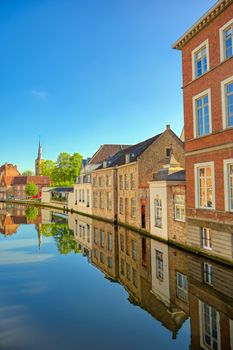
[73,145,129,216]
[149,153,186,244]
[114,125,184,230]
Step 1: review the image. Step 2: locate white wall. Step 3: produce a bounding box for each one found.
[149,181,168,240]
[151,240,170,306]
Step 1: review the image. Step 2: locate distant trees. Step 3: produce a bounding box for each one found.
[25,206,39,222]
[40,152,82,186]
[25,183,38,197]
[22,170,34,176]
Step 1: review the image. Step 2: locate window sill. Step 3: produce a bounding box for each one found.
[174,218,185,223]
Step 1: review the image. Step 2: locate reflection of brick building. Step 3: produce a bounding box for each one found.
[173,1,233,261]
[187,255,233,350]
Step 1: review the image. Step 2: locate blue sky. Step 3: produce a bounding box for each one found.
[0,0,215,172]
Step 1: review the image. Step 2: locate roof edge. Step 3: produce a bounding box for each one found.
[172,0,233,50]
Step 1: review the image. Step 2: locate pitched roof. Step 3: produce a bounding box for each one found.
[97,133,162,169]
[13,176,51,185]
[88,144,130,165]
[0,176,14,187]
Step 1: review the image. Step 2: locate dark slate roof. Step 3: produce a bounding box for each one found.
[155,169,185,182]
[50,187,73,193]
[97,133,162,169]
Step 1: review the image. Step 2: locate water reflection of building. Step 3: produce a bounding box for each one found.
[68,213,93,259]
[188,255,233,350]
[91,220,118,281]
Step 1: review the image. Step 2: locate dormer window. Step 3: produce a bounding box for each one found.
[103,160,107,168]
[125,154,130,163]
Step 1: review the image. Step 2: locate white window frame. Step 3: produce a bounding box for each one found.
[219,18,233,62]
[194,162,215,210]
[199,301,221,350]
[176,271,188,302]
[155,250,163,281]
[154,198,162,228]
[174,194,185,222]
[192,88,212,138]
[203,262,213,286]
[192,39,210,80]
[201,227,212,250]
[221,75,233,129]
[224,158,233,212]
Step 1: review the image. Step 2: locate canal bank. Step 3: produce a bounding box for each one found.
[1,199,233,268]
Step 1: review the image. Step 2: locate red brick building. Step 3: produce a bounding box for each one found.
[13,176,51,199]
[173,1,233,261]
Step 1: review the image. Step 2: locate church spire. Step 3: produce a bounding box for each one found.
[37,139,42,160]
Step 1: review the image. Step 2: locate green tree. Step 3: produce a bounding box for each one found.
[22,170,34,176]
[25,183,38,197]
[40,160,56,177]
[25,206,39,222]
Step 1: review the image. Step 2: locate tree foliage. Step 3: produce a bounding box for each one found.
[40,152,82,186]
[22,170,34,176]
[25,206,39,222]
[40,223,80,254]
[25,183,38,197]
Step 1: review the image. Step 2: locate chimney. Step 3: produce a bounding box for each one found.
[166,124,170,130]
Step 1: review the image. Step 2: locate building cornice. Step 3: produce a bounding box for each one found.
[172,0,233,50]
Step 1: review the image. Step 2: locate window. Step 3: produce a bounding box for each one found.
[174,195,185,221]
[176,272,188,302]
[132,269,138,287]
[106,175,111,187]
[195,163,214,209]
[203,262,213,286]
[155,250,163,281]
[100,192,104,209]
[130,173,135,190]
[201,227,212,250]
[119,197,124,214]
[119,175,123,190]
[120,258,125,275]
[107,232,112,251]
[220,19,233,61]
[93,177,96,187]
[192,40,209,79]
[94,228,98,244]
[154,198,162,227]
[107,257,113,268]
[120,234,124,251]
[126,232,129,256]
[124,174,129,190]
[93,192,98,208]
[224,159,233,212]
[99,176,103,187]
[82,189,85,202]
[132,240,137,260]
[100,230,104,248]
[221,76,233,129]
[100,252,105,264]
[194,92,211,137]
[126,263,131,281]
[93,248,98,259]
[200,302,220,350]
[79,189,82,202]
[125,154,130,163]
[107,192,112,211]
[87,224,90,243]
[75,189,78,204]
[131,198,136,218]
[166,148,172,157]
[86,189,90,207]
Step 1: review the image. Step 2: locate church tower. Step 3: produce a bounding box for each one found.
[35,140,42,176]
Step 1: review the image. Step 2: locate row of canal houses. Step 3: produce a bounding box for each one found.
[48,0,233,264]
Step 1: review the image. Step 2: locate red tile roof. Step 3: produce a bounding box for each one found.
[89,144,130,165]
[13,176,51,186]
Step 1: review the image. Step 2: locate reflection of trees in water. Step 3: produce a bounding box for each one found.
[40,223,80,255]
[25,207,39,223]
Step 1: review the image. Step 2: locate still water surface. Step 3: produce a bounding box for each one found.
[0,204,232,350]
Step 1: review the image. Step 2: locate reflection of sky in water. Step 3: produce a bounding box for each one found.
[0,223,191,350]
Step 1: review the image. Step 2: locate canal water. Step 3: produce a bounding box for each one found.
[0,204,232,350]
